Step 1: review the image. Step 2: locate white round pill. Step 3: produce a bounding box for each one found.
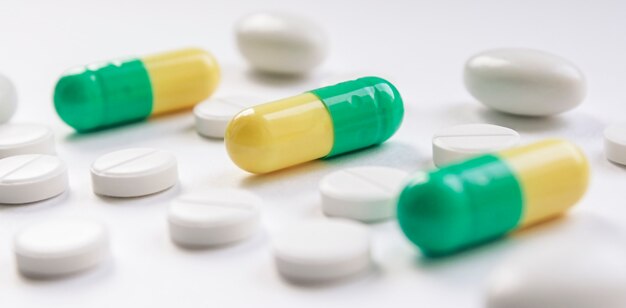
[91,148,178,197]
[168,189,262,247]
[0,154,68,204]
[14,219,109,278]
[194,96,262,139]
[272,219,370,283]
[486,240,626,308]
[319,166,409,222]
[0,124,55,159]
[432,123,520,167]
[0,73,17,124]
[604,123,626,165]
[236,12,329,75]
[465,48,586,116]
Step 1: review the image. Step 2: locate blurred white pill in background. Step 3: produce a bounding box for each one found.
[236,12,329,75]
[464,48,586,116]
[0,73,17,124]
[486,236,626,308]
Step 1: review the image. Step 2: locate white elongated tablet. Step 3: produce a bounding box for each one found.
[236,12,329,75]
[168,189,262,247]
[432,124,520,167]
[194,96,262,138]
[604,124,626,165]
[319,166,409,222]
[91,148,177,197]
[272,219,370,283]
[0,73,17,124]
[0,154,67,204]
[0,124,55,159]
[14,219,109,278]
[465,48,586,116]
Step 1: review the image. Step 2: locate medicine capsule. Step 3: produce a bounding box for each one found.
[397,139,589,257]
[54,48,220,132]
[225,77,404,174]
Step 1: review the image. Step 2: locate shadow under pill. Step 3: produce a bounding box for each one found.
[0,190,70,212]
[245,68,314,88]
[17,257,114,284]
[96,184,181,206]
[440,102,606,142]
[171,230,268,255]
[278,264,380,290]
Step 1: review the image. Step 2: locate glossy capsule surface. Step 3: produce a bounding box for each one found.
[397,139,589,257]
[225,77,404,174]
[54,48,220,132]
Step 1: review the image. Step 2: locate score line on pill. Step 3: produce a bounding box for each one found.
[91,148,178,197]
[194,96,262,139]
[432,123,520,167]
[168,189,262,247]
[319,166,409,222]
[0,154,67,204]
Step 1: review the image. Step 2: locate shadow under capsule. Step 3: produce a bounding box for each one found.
[238,141,427,197]
[61,112,195,152]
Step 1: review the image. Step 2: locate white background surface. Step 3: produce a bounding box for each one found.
[1,0,626,307]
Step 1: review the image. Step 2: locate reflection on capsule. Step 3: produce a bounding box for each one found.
[397,139,590,257]
[54,48,220,132]
[224,77,404,174]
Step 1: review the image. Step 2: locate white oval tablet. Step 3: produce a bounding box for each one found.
[236,12,329,75]
[0,124,55,159]
[320,166,409,222]
[91,148,178,197]
[0,154,67,204]
[432,123,520,167]
[465,48,586,116]
[14,219,109,278]
[272,219,370,283]
[194,96,262,139]
[0,73,17,124]
[604,123,626,165]
[486,241,626,308]
[168,189,262,247]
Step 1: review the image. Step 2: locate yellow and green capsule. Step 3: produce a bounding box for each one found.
[54,48,220,132]
[397,139,589,257]
[225,77,404,174]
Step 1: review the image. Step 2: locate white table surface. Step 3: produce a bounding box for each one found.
[2,0,626,307]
